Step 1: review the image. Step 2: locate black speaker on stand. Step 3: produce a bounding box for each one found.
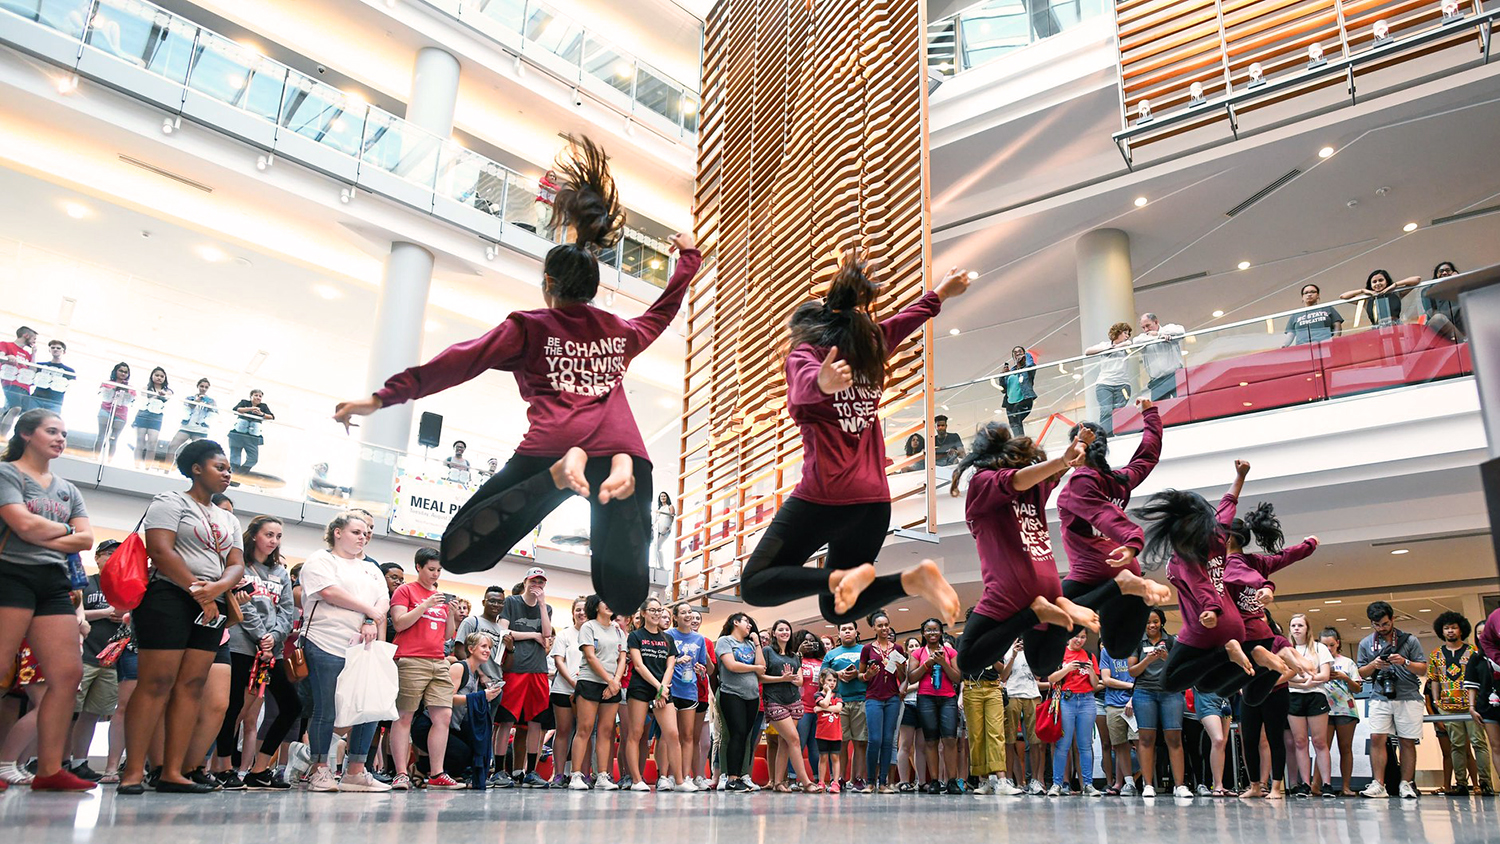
[418,412,443,450]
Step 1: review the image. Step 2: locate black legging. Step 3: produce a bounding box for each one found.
[741,498,906,624]
[442,453,653,616]
[956,607,1068,678]
[216,652,301,761]
[1205,638,1281,707]
[1031,579,1151,676]
[1241,686,1290,786]
[718,692,760,777]
[1162,642,1261,696]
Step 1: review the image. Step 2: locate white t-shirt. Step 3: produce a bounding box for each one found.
[1290,640,1335,696]
[299,549,390,657]
[550,626,581,694]
[1004,651,1041,700]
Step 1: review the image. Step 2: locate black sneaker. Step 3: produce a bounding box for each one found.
[924,780,943,794]
[242,769,292,790]
[725,778,750,793]
[946,779,964,795]
[216,770,247,791]
[188,768,224,791]
[71,762,104,782]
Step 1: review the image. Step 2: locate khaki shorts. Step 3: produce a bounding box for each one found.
[1105,705,1137,745]
[1005,696,1037,745]
[396,657,456,712]
[842,699,868,742]
[76,664,119,716]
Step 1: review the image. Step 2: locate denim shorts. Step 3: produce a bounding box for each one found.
[1132,687,1185,731]
[1193,689,1229,719]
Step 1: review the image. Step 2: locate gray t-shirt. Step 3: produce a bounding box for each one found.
[1284,305,1344,344]
[0,462,87,568]
[578,619,626,685]
[1357,629,1426,701]
[1132,633,1176,693]
[501,595,553,674]
[457,613,506,685]
[717,634,762,701]
[143,492,242,589]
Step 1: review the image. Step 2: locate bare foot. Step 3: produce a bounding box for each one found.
[1115,570,1172,605]
[1030,596,1073,631]
[1267,785,1285,800]
[1225,640,1255,675]
[598,453,636,503]
[550,447,590,497]
[1240,784,1265,800]
[1252,645,1290,677]
[830,564,877,617]
[901,560,961,625]
[1052,596,1100,633]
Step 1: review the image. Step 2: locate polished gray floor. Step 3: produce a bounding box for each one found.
[2,788,1498,843]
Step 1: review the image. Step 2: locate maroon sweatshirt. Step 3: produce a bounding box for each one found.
[1056,407,1162,585]
[966,468,1062,622]
[785,291,941,505]
[1222,539,1317,640]
[1481,607,1500,667]
[1168,492,1240,649]
[375,249,702,460]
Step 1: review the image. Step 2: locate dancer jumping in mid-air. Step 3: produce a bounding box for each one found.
[951,420,1100,676]
[1050,397,1172,674]
[739,253,972,624]
[334,136,699,616]
[1218,502,1319,706]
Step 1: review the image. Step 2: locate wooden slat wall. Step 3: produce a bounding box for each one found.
[673,0,935,603]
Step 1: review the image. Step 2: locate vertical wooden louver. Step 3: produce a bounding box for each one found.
[671,0,937,604]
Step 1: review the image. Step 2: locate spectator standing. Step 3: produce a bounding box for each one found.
[822,621,868,791]
[761,618,813,792]
[1422,261,1466,342]
[68,540,123,782]
[716,612,764,792]
[388,548,461,790]
[498,567,554,787]
[1286,613,1334,797]
[933,415,966,466]
[1193,687,1232,796]
[652,492,676,568]
[478,457,499,482]
[1000,639,1044,794]
[1284,284,1344,345]
[548,597,587,785]
[131,366,172,469]
[1320,627,1363,796]
[1127,608,1189,798]
[1046,629,1102,796]
[666,602,709,786]
[29,339,73,415]
[445,441,471,484]
[95,362,134,460]
[234,516,301,791]
[1000,346,1037,436]
[1083,322,1134,436]
[166,378,218,457]
[1356,600,1428,799]
[859,609,906,793]
[1338,269,1420,327]
[1463,620,1500,793]
[568,595,626,791]
[962,617,1015,796]
[1098,643,1136,795]
[457,585,509,784]
[0,325,36,433]
[1429,611,1493,795]
[1132,313,1185,401]
[910,618,962,794]
[226,389,274,475]
[813,671,844,792]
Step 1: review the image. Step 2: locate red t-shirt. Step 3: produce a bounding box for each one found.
[1059,648,1098,694]
[815,692,843,741]
[699,636,716,701]
[391,582,450,659]
[799,657,822,709]
[0,341,32,389]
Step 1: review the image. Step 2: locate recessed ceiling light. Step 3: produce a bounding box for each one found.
[1419,608,1431,612]
[897,607,909,612]
[948,328,960,336]
[313,284,342,300]
[1237,261,1251,270]
[1390,549,1408,555]
[62,201,90,219]
[1335,618,1347,622]
[940,405,948,411]
[1309,608,1321,612]
[1212,310,1224,318]
[196,245,226,262]
[994,409,1004,415]
[1318,146,1335,158]
[1402,222,1418,232]
[1324,599,1342,604]
[1134,196,1148,207]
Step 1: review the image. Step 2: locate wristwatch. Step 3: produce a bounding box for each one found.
[362,617,377,626]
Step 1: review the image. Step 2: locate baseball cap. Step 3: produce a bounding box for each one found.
[524,566,547,582]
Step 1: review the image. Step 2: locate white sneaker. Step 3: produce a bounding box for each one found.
[1082,784,1103,797]
[286,742,312,782]
[569,772,591,791]
[1398,781,1417,799]
[717,774,729,791]
[659,778,674,792]
[975,776,996,795]
[1046,783,1064,797]
[339,770,392,792]
[596,773,619,791]
[1196,784,1211,797]
[0,762,34,785]
[1173,785,1194,799]
[741,775,761,792]
[1026,779,1045,796]
[695,776,712,790]
[677,778,698,793]
[308,767,339,792]
[997,777,1024,796]
[1142,784,1157,798]
[1120,780,1138,797]
[630,780,651,792]
[1360,781,1388,799]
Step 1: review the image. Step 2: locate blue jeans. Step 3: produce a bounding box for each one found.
[865,697,901,784]
[1053,692,1096,787]
[306,640,378,763]
[1132,687,1185,732]
[1095,383,1130,436]
[795,711,819,778]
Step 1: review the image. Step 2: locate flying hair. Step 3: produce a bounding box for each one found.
[543,135,626,303]
[1133,489,1219,571]
[949,421,1047,497]
[1067,421,1119,480]
[1225,501,1284,553]
[786,252,887,390]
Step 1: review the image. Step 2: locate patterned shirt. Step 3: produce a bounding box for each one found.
[1429,644,1476,713]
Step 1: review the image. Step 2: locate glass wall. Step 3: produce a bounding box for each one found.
[928,0,1109,78]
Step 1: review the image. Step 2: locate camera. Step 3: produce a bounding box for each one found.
[1370,633,1410,697]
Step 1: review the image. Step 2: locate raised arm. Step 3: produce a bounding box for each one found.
[340,317,526,423]
[626,239,702,349]
[1118,404,1163,489]
[1252,537,1319,577]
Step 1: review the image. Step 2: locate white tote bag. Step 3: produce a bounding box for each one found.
[334,641,399,727]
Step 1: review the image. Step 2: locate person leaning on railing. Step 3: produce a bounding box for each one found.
[1000,346,1037,436]
[1283,284,1344,346]
[1338,269,1421,328]
[227,389,275,475]
[1422,261,1467,343]
[166,378,219,458]
[1083,322,1134,437]
[1132,314,1185,402]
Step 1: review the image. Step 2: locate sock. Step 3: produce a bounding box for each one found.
[526,752,537,774]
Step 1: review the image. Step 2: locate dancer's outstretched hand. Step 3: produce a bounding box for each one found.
[1235,459,1251,477]
[334,395,382,432]
[669,232,695,252]
[817,346,853,395]
[934,266,973,301]
[1134,396,1154,412]
[1106,545,1136,568]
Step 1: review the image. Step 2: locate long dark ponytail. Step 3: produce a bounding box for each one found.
[786,254,887,390]
[4,409,62,462]
[1225,501,1284,553]
[1133,489,1219,571]
[1067,420,1121,481]
[949,421,1046,496]
[543,135,627,303]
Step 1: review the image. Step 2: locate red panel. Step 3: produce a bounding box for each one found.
[1322,324,1441,367]
[1178,346,1322,393]
[1324,346,1464,397]
[1186,372,1324,421]
[1111,396,1192,433]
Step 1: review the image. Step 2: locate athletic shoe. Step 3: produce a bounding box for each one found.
[391,773,411,791]
[0,762,34,785]
[678,778,699,793]
[286,742,313,782]
[897,781,916,793]
[243,769,292,790]
[1141,784,1157,798]
[741,775,761,792]
[521,771,550,789]
[997,777,1024,796]
[549,775,568,788]
[725,778,750,792]
[660,778,676,792]
[70,762,104,782]
[974,778,995,795]
[1173,785,1194,799]
[428,772,464,790]
[568,772,591,791]
[947,779,966,795]
[1196,783,1212,797]
[217,770,247,791]
[372,771,394,784]
[1360,781,1389,798]
[1119,780,1137,797]
[595,773,619,791]
[188,768,224,791]
[339,770,393,792]
[695,776,712,790]
[489,770,516,789]
[1082,784,1103,797]
[828,781,841,793]
[925,780,944,795]
[30,770,98,792]
[1046,783,1064,797]
[1399,781,1418,800]
[855,782,874,794]
[877,783,897,794]
[308,768,339,792]
[1026,779,1046,796]
[618,777,634,790]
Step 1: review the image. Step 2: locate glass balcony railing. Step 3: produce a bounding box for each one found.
[924,277,1473,465]
[0,0,679,285]
[927,0,1109,79]
[427,0,700,138]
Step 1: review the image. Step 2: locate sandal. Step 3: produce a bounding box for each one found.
[1104,786,1121,796]
[773,782,793,793]
[1211,788,1233,797]
[804,783,825,793]
[99,771,120,784]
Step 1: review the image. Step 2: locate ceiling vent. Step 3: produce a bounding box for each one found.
[1225,168,1301,217]
[1136,270,1209,292]
[117,155,214,193]
[1431,202,1500,227]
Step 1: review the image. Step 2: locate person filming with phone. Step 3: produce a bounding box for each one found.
[388,548,461,790]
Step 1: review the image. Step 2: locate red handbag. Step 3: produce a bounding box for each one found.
[1035,689,1064,744]
[100,518,149,610]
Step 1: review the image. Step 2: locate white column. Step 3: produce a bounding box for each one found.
[406,47,461,137]
[1076,229,1137,424]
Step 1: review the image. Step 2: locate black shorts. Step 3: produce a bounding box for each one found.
[214,643,231,666]
[577,679,622,704]
[132,580,223,652]
[550,691,574,710]
[697,698,709,714]
[0,559,75,616]
[626,683,659,703]
[816,737,842,754]
[900,702,920,728]
[672,696,697,710]
[1287,692,1331,718]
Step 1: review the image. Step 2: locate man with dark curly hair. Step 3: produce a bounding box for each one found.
[1430,611,1493,795]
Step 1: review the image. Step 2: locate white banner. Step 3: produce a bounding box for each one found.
[388,473,535,558]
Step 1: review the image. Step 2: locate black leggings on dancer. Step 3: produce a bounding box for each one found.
[1027,578,1152,676]
[741,499,905,624]
[1162,640,1280,706]
[441,453,653,615]
[217,652,301,763]
[1242,686,1290,787]
[956,609,1069,677]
